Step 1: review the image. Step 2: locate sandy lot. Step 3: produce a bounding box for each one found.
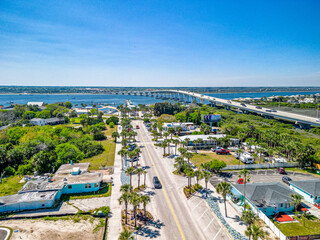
[0,218,104,240]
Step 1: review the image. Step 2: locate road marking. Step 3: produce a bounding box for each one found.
[197,209,208,220]
[138,128,186,240]
[203,217,216,232]
[192,199,203,211]
[212,228,222,240]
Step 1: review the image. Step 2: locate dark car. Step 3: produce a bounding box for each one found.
[256,106,262,109]
[216,149,230,155]
[240,103,246,107]
[277,167,286,174]
[153,176,162,189]
[282,176,292,185]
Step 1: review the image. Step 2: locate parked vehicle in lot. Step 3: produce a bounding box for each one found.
[216,149,230,155]
[136,125,140,129]
[211,147,223,152]
[282,176,292,185]
[153,176,162,189]
[239,152,254,164]
[256,106,262,109]
[277,167,286,174]
[240,103,246,107]
[238,178,244,184]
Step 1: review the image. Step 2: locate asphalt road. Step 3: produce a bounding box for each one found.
[135,120,230,240]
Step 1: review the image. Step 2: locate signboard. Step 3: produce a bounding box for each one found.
[202,114,221,123]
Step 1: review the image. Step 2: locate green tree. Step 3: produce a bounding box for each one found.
[112,131,120,143]
[129,192,141,228]
[291,194,303,212]
[55,143,84,165]
[194,170,203,187]
[241,210,258,228]
[119,192,131,225]
[125,167,135,188]
[119,229,134,240]
[217,181,232,217]
[64,101,72,109]
[238,169,251,209]
[185,168,195,195]
[135,168,144,189]
[203,171,212,198]
[140,195,151,218]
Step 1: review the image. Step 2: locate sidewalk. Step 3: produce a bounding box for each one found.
[107,138,123,240]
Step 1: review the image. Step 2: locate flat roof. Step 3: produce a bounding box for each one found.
[179,134,226,141]
[56,163,89,175]
[0,190,58,205]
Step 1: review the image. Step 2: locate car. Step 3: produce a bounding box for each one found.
[282,176,292,185]
[153,176,162,189]
[129,156,139,162]
[270,109,277,112]
[216,149,230,155]
[238,178,244,184]
[277,167,286,174]
[136,125,140,129]
[256,106,262,109]
[211,147,223,152]
[240,103,246,107]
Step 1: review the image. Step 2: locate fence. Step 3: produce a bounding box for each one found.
[223,162,299,171]
[257,211,287,240]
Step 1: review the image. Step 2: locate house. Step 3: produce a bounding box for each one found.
[289,180,320,204]
[0,163,102,213]
[179,134,226,149]
[162,122,195,132]
[30,118,65,126]
[232,182,297,216]
[27,102,44,107]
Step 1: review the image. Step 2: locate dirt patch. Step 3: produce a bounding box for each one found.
[1,218,104,240]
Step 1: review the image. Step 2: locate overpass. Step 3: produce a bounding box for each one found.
[146,90,320,128]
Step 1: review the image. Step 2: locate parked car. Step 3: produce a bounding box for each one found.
[211,147,223,152]
[153,176,162,189]
[282,176,292,185]
[216,149,230,155]
[277,167,286,174]
[256,106,262,109]
[240,103,246,107]
[270,109,277,112]
[238,178,244,184]
[136,125,140,129]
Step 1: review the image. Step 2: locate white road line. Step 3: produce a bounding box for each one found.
[203,217,216,232]
[212,228,222,240]
[192,199,203,211]
[197,209,208,221]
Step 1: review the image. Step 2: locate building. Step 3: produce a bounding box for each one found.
[179,134,226,149]
[0,163,102,213]
[232,182,297,216]
[289,180,320,204]
[162,122,195,132]
[27,102,44,107]
[30,117,65,126]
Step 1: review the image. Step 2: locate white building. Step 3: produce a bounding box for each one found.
[27,102,44,107]
[30,118,64,126]
[179,134,226,149]
[162,122,195,131]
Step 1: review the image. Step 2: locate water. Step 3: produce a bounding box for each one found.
[0,91,319,107]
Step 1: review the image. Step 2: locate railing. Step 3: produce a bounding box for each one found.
[223,162,298,171]
[257,211,287,240]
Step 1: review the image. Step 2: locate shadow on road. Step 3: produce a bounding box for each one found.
[136,219,164,238]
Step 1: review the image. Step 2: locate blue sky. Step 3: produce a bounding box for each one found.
[0,0,319,87]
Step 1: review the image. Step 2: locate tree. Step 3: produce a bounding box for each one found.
[129,192,141,228]
[168,127,175,139]
[178,147,187,157]
[217,181,232,217]
[140,195,151,218]
[241,210,258,228]
[194,170,203,187]
[174,156,186,174]
[119,229,134,240]
[143,170,148,187]
[291,194,303,212]
[64,101,72,109]
[238,169,251,210]
[185,168,195,195]
[161,141,168,156]
[135,168,144,189]
[120,184,132,193]
[163,131,169,140]
[118,149,128,169]
[119,192,131,225]
[112,131,120,142]
[201,159,227,173]
[125,167,135,188]
[55,143,84,165]
[246,224,269,240]
[203,171,212,198]
[184,151,193,167]
[172,139,180,156]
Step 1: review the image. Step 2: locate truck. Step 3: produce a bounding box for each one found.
[239,152,254,164]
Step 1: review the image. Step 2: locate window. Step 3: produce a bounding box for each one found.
[85,184,92,189]
[68,185,72,189]
[42,204,45,207]
[94,183,99,188]
[280,203,283,208]
[316,196,318,200]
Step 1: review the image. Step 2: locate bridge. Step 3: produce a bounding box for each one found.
[135,89,320,128]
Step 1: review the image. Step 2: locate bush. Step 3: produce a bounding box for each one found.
[109,122,115,128]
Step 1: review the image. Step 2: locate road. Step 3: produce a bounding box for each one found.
[134,119,230,240]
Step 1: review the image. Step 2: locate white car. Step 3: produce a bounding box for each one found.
[317,119,320,122]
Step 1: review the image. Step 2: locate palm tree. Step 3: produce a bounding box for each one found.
[291,194,303,212]
[128,151,136,167]
[217,181,232,217]
[135,168,144,190]
[163,131,169,140]
[247,224,269,240]
[143,170,148,187]
[174,156,186,174]
[184,151,193,167]
[121,139,128,147]
[178,147,187,157]
[140,195,151,218]
[172,139,180,156]
[118,148,128,169]
[203,171,212,198]
[112,131,120,143]
[161,141,168,156]
[245,225,253,240]
[120,184,132,193]
[194,170,203,187]
[241,209,258,228]
[125,167,135,188]
[129,192,141,228]
[238,169,250,210]
[185,168,195,195]
[175,126,183,135]
[119,229,134,240]
[168,127,175,139]
[119,192,131,225]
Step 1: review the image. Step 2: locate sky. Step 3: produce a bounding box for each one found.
[0,0,319,87]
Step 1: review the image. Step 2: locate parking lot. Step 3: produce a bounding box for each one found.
[210,169,320,187]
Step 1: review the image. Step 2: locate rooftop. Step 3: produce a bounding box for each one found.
[179,134,226,142]
[0,190,58,205]
[233,182,297,208]
[290,180,320,196]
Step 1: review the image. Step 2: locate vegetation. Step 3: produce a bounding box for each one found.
[192,152,239,166]
[216,181,232,217]
[0,175,24,196]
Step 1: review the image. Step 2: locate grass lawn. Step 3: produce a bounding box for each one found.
[191,151,241,167]
[0,175,24,197]
[80,126,117,169]
[275,217,320,236]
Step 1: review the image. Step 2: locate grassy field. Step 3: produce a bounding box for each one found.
[0,175,24,197]
[191,151,241,167]
[81,125,117,169]
[275,217,320,236]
